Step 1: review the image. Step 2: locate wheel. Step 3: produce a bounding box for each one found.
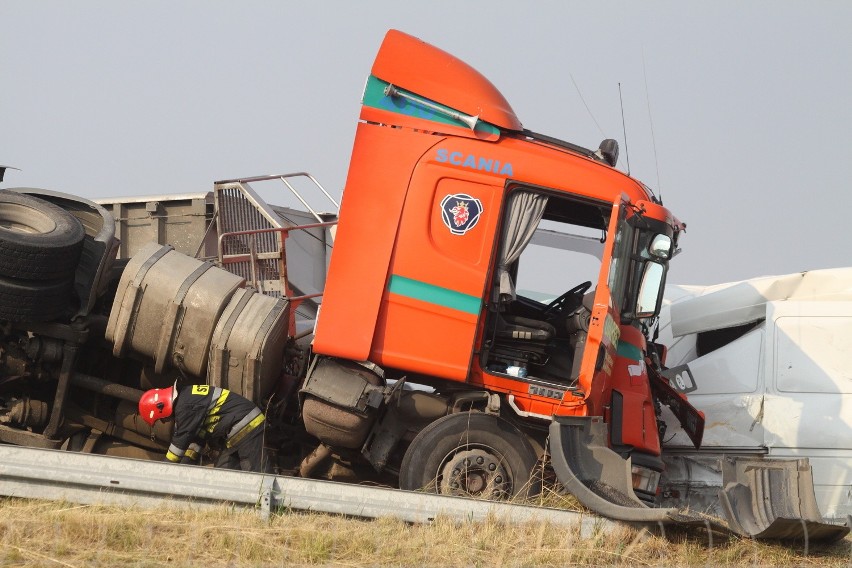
[0,274,73,322]
[0,191,85,281]
[399,412,540,499]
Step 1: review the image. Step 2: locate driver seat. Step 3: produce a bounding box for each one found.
[496,314,555,342]
[487,313,555,370]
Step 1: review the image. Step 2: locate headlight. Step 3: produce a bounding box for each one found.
[631,465,661,494]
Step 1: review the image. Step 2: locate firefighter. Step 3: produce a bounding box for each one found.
[138,384,269,473]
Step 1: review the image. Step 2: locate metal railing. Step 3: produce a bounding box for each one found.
[217,222,337,296]
[214,172,339,223]
[213,173,338,315]
[0,444,607,532]
[217,222,337,335]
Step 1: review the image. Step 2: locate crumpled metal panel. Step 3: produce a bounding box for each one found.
[549,416,723,527]
[550,416,850,541]
[719,457,850,541]
[669,268,852,338]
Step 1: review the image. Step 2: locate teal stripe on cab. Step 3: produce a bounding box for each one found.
[616,340,643,362]
[388,275,481,315]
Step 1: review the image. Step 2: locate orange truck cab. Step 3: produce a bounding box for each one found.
[306,30,702,502]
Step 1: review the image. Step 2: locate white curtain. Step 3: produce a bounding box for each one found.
[496,191,548,306]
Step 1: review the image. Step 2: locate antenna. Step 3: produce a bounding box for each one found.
[618,83,631,175]
[643,47,662,201]
[570,73,605,138]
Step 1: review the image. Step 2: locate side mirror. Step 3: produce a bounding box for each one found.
[635,262,665,317]
[648,234,672,259]
[597,139,619,167]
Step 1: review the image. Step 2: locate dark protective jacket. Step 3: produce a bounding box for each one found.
[165,385,265,463]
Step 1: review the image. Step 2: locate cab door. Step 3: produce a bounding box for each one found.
[576,199,629,410]
[369,158,504,381]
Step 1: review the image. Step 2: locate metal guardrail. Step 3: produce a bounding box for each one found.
[0,445,614,537]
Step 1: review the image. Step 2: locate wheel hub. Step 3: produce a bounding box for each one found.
[439,449,510,498]
[0,204,57,234]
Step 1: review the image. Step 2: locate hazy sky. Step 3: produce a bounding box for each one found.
[2,1,850,285]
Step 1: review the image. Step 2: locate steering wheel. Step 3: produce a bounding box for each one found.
[544,281,592,315]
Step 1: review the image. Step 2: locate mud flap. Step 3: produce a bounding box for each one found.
[719,457,850,542]
[549,416,849,541]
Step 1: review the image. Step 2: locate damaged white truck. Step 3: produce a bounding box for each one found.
[658,270,852,525]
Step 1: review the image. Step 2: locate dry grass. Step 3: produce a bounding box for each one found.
[0,497,849,567]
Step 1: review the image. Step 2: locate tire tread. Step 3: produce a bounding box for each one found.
[0,276,73,322]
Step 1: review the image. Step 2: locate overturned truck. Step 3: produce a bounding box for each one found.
[0,30,847,541]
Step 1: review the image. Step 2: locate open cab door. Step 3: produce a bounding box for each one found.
[571,199,629,416]
[475,191,629,419]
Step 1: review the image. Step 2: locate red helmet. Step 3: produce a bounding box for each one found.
[138,386,175,426]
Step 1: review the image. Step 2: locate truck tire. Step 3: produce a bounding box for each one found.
[399,412,541,499]
[0,275,72,322]
[0,191,85,281]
